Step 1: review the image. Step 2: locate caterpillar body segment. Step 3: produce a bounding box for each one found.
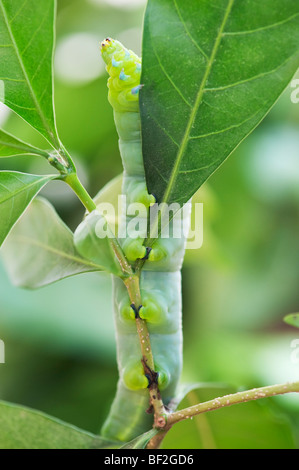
[100,39,189,441]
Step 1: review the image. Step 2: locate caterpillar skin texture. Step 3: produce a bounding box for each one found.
[100,39,190,442]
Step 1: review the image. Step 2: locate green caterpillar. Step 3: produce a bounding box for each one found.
[100,38,190,442]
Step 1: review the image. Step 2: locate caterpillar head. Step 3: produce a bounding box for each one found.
[100,37,142,112]
[101,37,118,63]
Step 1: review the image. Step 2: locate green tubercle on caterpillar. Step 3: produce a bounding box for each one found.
[139,301,163,324]
[119,300,136,322]
[122,359,170,392]
[119,291,168,325]
[122,237,147,263]
[123,361,149,391]
[156,366,170,391]
[128,181,156,207]
[148,244,167,262]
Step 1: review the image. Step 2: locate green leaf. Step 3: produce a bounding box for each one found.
[0,171,55,246]
[0,128,49,158]
[162,385,296,449]
[92,173,123,235]
[284,313,299,328]
[74,211,125,277]
[120,429,158,449]
[0,400,120,449]
[141,0,299,206]
[0,0,59,147]
[2,197,103,288]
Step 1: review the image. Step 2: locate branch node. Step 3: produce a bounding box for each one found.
[141,247,152,261]
[155,415,167,429]
[142,358,159,388]
[130,303,142,319]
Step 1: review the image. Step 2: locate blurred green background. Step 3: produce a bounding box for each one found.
[0,0,298,447]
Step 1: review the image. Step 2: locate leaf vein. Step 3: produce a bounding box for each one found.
[0,174,53,204]
[173,0,209,61]
[30,44,51,83]
[152,47,192,108]
[178,159,220,175]
[190,111,259,140]
[204,55,297,92]
[223,12,299,36]
[0,77,26,83]
[0,1,58,147]
[148,112,179,147]
[151,164,169,184]
[8,0,29,25]
[11,235,103,270]
[161,0,235,204]
[20,7,50,57]
[4,98,36,111]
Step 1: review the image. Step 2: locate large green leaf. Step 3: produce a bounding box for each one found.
[2,197,103,288]
[162,385,296,449]
[141,0,299,206]
[0,400,119,449]
[0,0,59,147]
[0,128,49,158]
[0,171,55,246]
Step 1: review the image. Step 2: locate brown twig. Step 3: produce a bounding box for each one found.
[124,274,167,428]
[146,380,299,448]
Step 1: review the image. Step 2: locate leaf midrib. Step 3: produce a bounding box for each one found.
[161,0,235,205]
[0,134,49,157]
[12,234,103,271]
[0,0,58,147]
[0,174,54,204]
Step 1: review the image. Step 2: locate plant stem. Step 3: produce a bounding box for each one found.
[166,380,299,427]
[64,169,132,277]
[64,172,97,213]
[45,143,95,212]
[146,429,169,449]
[145,380,299,448]
[111,241,133,278]
[124,273,167,428]
[47,144,76,175]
